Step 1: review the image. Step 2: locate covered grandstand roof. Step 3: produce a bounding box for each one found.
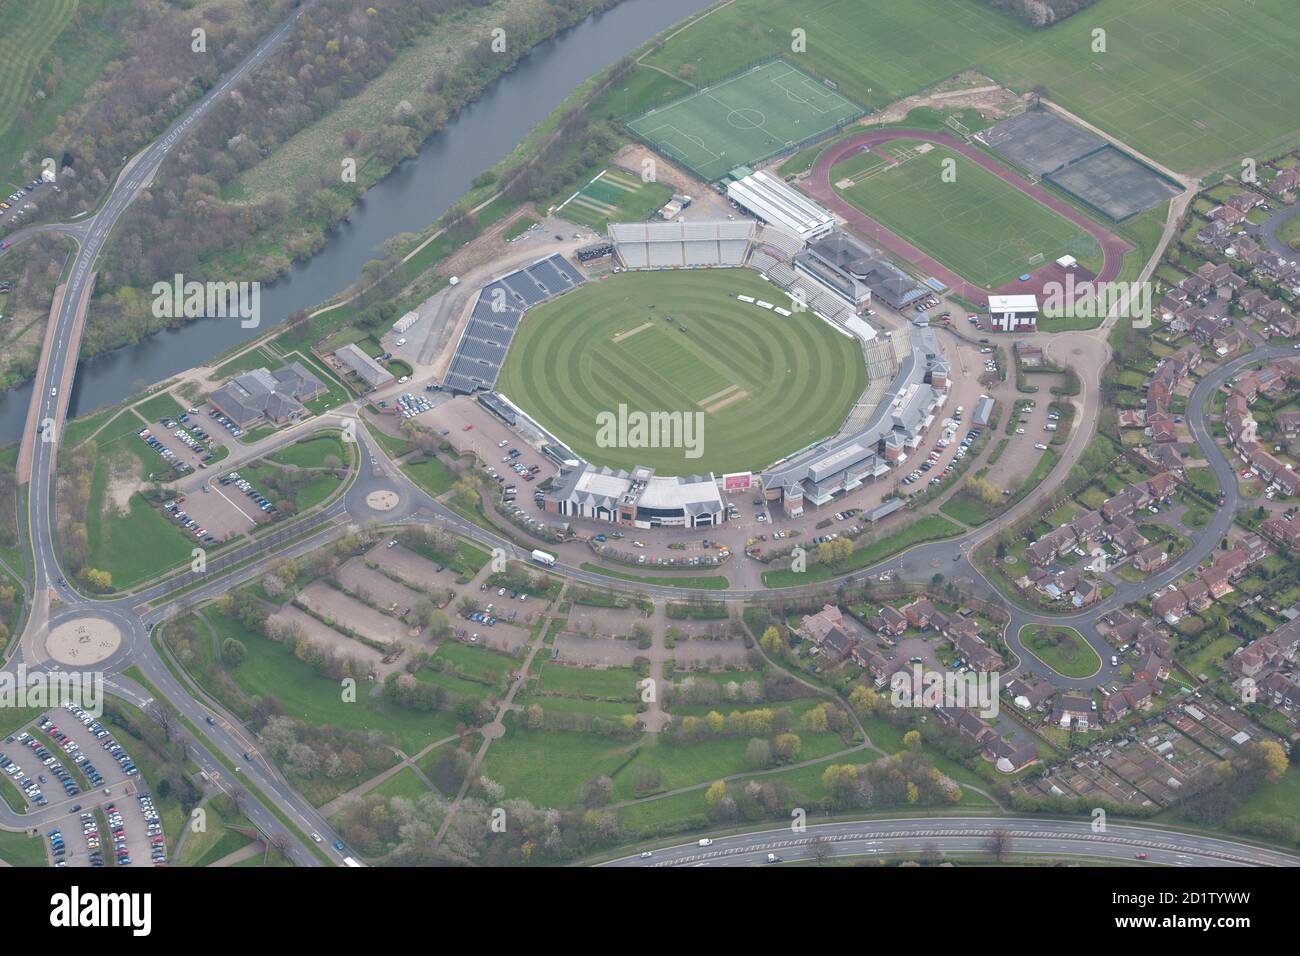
[609,220,756,270]
[803,232,927,311]
[761,324,947,500]
[726,170,834,242]
[442,254,585,393]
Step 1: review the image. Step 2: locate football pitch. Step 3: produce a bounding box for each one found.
[833,140,1100,288]
[626,60,864,182]
[495,269,866,474]
[636,0,1300,176]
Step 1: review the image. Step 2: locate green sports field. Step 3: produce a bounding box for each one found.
[626,60,863,182]
[833,140,1099,288]
[495,269,866,474]
[558,166,673,231]
[635,0,1300,176]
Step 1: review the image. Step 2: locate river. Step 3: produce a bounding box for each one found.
[0,0,714,444]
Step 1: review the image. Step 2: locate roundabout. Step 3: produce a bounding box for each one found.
[43,616,124,667]
[364,489,401,512]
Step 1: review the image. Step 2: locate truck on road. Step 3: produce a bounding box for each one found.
[531,549,556,567]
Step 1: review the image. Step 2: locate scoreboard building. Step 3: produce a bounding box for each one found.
[987,294,1038,331]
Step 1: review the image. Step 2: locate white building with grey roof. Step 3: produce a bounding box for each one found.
[544,464,726,528]
[759,324,949,514]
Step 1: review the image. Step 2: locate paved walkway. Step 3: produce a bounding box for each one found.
[317,733,460,818]
[432,582,568,849]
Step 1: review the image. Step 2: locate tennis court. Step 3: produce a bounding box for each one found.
[626,59,864,182]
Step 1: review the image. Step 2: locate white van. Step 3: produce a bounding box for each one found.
[698,838,713,847]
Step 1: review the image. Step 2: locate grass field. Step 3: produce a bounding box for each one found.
[558,166,672,231]
[1020,624,1101,679]
[626,59,863,181]
[199,608,461,755]
[0,0,78,181]
[833,140,1098,288]
[635,0,1300,176]
[495,269,865,473]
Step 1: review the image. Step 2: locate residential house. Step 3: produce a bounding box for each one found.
[851,644,892,686]
[902,598,935,630]
[1005,677,1055,711]
[1270,167,1300,196]
[1277,411,1300,438]
[1225,191,1263,214]
[1263,513,1300,549]
[799,605,845,644]
[1152,589,1189,623]
[1100,693,1130,723]
[1146,472,1178,502]
[1108,519,1148,556]
[1070,509,1104,545]
[1123,681,1155,712]
[878,604,908,636]
[985,736,1039,773]
[1181,577,1212,612]
[1135,653,1171,685]
[1134,544,1168,573]
[1053,695,1093,731]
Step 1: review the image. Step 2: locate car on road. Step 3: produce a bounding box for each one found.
[697,838,713,847]
[1134,852,1147,860]
[311,832,322,843]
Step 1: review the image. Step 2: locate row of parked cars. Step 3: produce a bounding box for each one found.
[104,802,132,866]
[139,792,166,866]
[163,498,216,542]
[220,471,278,516]
[138,425,194,474]
[1,177,50,228]
[80,811,105,867]
[208,405,244,438]
[39,715,107,788]
[47,827,67,865]
[394,392,431,419]
[162,414,215,462]
[64,700,139,777]
[15,729,81,798]
[0,750,49,805]
[12,733,76,801]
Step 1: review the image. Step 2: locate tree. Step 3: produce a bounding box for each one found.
[145,701,178,744]
[704,780,728,807]
[985,828,1012,862]
[745,738,772,769]
[221,637,247,667]
[964,476,1002,506]
[759,626,785,657]
[79,567,113,592]
[1257,740,1287,782]
[811,834,834,866]
[773,732,802,764]
[903,730,922,752]
[848,684,879,716]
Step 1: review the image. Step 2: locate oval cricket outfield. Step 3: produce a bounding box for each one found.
[495,269,866,475]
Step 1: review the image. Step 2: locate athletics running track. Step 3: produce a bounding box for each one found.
[802,130,1133,307]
